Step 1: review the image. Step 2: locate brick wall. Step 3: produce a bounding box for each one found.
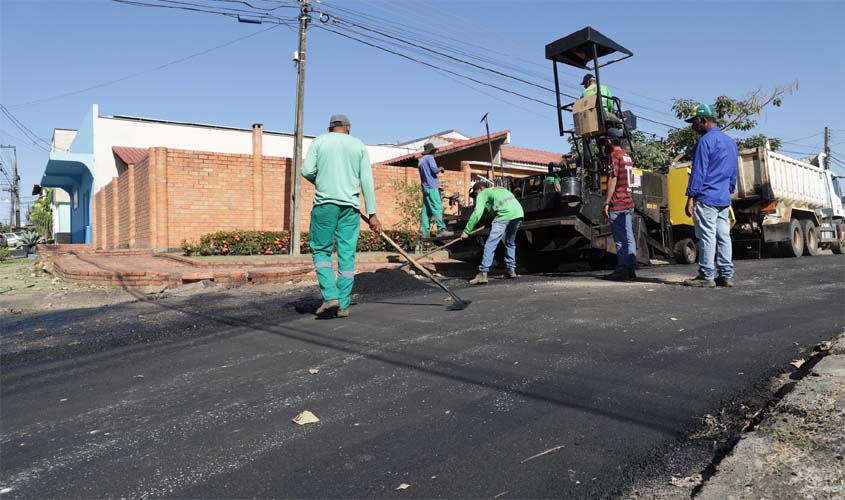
[117,171,131,248]
[91,145,541,250]
[134,157,150,247]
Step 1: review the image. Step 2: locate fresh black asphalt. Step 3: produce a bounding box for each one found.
[1,256,843,498]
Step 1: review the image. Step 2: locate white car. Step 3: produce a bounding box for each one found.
[3,233,21,248]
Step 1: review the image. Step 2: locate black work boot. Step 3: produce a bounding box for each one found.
[469,272,488,285]
[603,271,630,281]
[505,268,518,279]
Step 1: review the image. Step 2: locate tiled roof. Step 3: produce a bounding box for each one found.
[383,130,510,165]
[501,145,562,166]
[113,146,149,165]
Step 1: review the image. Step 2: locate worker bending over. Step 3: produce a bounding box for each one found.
[461,182,525,284]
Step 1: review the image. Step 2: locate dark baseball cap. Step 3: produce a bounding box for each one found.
[329,114,350,126]
[581,73,595,86]
[469,181,486,198]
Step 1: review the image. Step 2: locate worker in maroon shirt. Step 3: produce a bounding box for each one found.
[602,128,637,280]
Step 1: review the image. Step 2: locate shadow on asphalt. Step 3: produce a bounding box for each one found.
[2,272,691,438]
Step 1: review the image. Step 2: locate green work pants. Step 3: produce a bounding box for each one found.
[309,203,361,309]
[421,186,446,236]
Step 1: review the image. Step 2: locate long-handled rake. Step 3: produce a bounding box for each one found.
[361,214,471,311]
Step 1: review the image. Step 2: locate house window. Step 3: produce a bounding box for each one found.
[73,189,78,209]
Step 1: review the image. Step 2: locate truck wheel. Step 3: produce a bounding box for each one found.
[832,225,845,255]
[783,219,804,258]
[765,242,783,258]
[674,238,697,265]
[802,220,820,256]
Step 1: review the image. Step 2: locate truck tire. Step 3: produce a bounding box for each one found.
[802,220,820,256]
[832,225,845,255]
[765,242,784,258]
[783,219,804,258]
[674,238,697,265]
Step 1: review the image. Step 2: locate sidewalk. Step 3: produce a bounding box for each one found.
[697,335,845,500]
[36,245,462,289]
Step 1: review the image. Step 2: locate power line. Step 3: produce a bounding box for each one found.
[11,23,286,109]
[0,105,50,152]
[206,0,297,10]
[328,15,580,100]
[320,0,680,114]
[314,24,557,109]
[321,7,682,124]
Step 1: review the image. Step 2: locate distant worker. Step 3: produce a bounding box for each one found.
[682,104,738,288]
[419,142,453,239]
[580,73,615,116]
[602,128,637,280]
[301,114,382,319]
[461,182,525,284]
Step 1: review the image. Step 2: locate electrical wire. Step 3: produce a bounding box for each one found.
[0,105,51,152]
[314,24,557,108]
[205,0,298,11]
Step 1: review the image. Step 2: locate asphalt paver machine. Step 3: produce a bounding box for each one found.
[445,26,677,271]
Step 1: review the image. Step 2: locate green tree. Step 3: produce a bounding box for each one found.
[630,131,671,170]
[668,82,797,160]
[392,179,423,232]
[29,188,53,240]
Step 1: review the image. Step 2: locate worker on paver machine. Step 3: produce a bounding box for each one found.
[580,73,615,117]
[461,181,525,284]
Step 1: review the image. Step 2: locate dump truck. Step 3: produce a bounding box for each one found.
[726,145,844,257]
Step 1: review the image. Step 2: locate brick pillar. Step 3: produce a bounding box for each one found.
[127,164,136,247]
[148,147,169,251]
[461,161,472,207]
[110,179,119,250]
[252,123,264,230]
[92,191,99,249]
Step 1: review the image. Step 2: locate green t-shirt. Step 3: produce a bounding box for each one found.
[464,187,524,234]
[301,132,377,215]
[580,83,614,114]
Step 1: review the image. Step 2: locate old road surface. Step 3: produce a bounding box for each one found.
[1,256,843,498]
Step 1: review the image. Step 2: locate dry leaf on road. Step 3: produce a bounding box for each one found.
[396,483,411,490]
[308,368,319,374]
[292,411,320,425]
[789,358,805,369]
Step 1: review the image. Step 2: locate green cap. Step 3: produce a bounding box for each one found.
[685,103,716,123]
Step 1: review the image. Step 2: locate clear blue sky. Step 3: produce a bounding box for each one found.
[2,0,844,222]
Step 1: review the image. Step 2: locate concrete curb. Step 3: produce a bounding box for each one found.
[695,334,845,500]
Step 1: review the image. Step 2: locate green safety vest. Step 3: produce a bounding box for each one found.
[581,83,614,114]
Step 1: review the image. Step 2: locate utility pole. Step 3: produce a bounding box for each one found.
[289,0,310,255]
[0,145,18,229]
[824,126,831,170]
[480,113,493,181]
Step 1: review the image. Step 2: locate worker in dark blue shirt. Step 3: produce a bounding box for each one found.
[683,104,739,288]
[418,142,453,239]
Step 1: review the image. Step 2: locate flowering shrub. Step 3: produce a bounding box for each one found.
[181,228,421,256]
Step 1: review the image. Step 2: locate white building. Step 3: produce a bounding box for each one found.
[41,104,414,243]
